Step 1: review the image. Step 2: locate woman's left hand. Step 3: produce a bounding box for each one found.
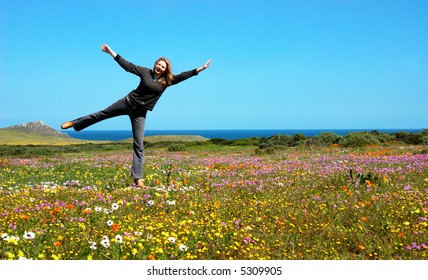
[197,59,212,73]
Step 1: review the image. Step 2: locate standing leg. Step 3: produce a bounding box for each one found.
[71,97,131,131]
[129,109,147,181]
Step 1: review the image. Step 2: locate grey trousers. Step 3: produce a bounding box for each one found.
[72,97,147,179]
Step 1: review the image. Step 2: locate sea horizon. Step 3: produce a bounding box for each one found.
[64,128,424,141]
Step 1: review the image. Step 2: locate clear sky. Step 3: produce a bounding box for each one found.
[1,0,427,130]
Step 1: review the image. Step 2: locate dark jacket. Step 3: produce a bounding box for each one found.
[114,54,198,111]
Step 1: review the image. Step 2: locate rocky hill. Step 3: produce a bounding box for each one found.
[4,121,71,138]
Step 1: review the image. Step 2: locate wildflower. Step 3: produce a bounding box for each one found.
[412,242,421,250]
[83,208,91,214]
[166,200,176,206]
[111,203,119,210]
[89,241,97,250]
[148,254,156,260]
[94,207,102,212]
[405,245,411,251]
[54,241,61,247]
[179,244,188,251]
[358,244,365,250]
[361,217,368,222]
[115,235,123,243]
[107,220,113,226]
[422,243,427,249]
[23,231,35,240]
[147,200,155,206]
[168,237,176,244]
[111,223,119,232]
[131,248,138,255]
[1,233,9,241]
[101,237,110,248]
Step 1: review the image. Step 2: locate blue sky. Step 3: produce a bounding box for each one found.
[1,0,427,130]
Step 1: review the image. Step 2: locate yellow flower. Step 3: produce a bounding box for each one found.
[7,252,15,260]
[132,248,138,256]
[51,254,60,260]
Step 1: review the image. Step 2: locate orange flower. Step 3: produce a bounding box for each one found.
[21,214,29,221]
[358,244,365,250]
[111,224,119,232]
[361,216,368,222]
[398,232,405,238]
[50,208,60,215]
[214,202,220,208]
[66,204,75,210]
[83,209,91,215]
[54,241,61,247]
[148,254,156,260]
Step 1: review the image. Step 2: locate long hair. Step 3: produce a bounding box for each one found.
[154,57,173,87]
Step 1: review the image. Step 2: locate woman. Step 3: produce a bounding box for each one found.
[61,44,211,187]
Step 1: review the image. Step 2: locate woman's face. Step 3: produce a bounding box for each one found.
[154,60,167,76]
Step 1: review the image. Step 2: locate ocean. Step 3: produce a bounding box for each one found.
[64,129,424,141]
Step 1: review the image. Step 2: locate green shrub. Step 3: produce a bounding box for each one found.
[339,132,380,147]
[210,138,234,146]
[392,131,422,145]
[312,132,343,146]
[370,130,394,143]
[168,144,187,152]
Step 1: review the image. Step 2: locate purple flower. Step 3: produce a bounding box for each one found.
[405,245,411,251]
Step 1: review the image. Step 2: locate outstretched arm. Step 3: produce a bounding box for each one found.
[101,43,146,76]
[100,44,117,58]
[196,59,212,73]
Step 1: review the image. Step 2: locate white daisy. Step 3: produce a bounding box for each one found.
[101,240,110,248]
[94,207,102,212]
[166,200,176,206]
[1,233,9,241]
[115,235,123,243]
[168,237,176,244]
[147,200,155,206]
[106,220,113,226]
[100,237,110,248]
[23,231,35,240]
[179,244,188,251]
[111,203,119,210]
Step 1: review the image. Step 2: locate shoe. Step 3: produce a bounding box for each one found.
[61,121,73,129]
[134,179,144,187]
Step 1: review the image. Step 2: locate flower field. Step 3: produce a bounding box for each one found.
[1,145,427,260]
